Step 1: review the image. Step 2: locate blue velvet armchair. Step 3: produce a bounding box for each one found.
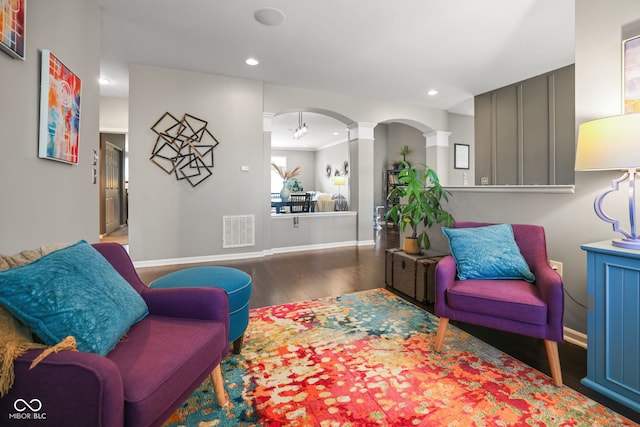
[434,222,564,386]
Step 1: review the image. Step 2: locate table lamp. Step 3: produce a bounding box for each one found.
[333,175,346,210]
[575,113,640,249]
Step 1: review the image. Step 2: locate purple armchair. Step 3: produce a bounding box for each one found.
[434,222,564,386]
[0,242,230,426]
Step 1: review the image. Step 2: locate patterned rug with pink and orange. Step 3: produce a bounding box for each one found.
[164,288,637,426]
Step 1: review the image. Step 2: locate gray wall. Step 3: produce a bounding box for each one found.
[0,0,100,254]
[128,65,265,261]
[314,142,350,198]
[126,69,451,262]
[386,123,426,168]
[448,113,475,186]
[426,0,640,334]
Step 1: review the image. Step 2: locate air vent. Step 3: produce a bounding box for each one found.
[223,215,255,248]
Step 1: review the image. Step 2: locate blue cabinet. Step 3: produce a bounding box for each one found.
[581,241,640,412]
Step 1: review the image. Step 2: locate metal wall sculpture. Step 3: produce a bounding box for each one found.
[150,112,220,187]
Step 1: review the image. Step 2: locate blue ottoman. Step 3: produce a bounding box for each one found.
[150,266,252,354]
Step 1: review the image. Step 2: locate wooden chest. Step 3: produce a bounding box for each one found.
[385,248,444,303]
[416,256,444,303]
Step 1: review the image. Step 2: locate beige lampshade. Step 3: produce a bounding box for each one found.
[575,113,640,171]
[333,176,346,185]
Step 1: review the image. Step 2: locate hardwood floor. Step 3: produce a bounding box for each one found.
[135,228,640,424]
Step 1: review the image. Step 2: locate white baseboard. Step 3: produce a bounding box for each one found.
[563,326,587,349]
[133,240,359,268]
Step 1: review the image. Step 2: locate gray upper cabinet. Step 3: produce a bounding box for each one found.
[474,65,575,185]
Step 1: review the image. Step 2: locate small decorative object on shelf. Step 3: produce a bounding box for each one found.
[271,163,301,200]
[399,145,412,165]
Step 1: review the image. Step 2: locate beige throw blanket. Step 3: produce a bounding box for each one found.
[0,245,77,396]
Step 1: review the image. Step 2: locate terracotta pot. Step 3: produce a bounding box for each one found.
[404,237,421,255]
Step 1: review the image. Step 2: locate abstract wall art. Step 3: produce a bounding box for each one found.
[150,112,221,187]
[38,50,82,164]
[624,34,640,114]
[0,0,25,60]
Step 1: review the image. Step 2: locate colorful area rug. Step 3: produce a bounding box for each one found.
[163,288,637,426]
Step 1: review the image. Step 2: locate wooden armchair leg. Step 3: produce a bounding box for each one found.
[434,317,449,352]
[544,340,563,387]
[210,364,229,406]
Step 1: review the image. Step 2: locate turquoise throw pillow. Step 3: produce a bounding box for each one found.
[442,224,535,282]
[0,240,148,355]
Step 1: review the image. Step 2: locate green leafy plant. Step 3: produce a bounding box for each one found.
[399,144,412,161]
[385,161,454,251]
[286,177,304,192]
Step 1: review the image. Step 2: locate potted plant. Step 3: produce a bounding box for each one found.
[399,145,412,165]
[385,161,454,254]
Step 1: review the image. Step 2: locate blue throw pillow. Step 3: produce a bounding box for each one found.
[0,240,148,355]
[442,224,535,282]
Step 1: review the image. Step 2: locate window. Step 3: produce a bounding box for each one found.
[271,156,286,193]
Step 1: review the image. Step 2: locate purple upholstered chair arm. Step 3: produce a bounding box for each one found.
[141,287,230,343]
[0,350,124,426]
[434,255,457,316]
[530,262,565,342]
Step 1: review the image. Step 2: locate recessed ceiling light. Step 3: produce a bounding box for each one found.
[333,132,339,136]
[427,89,438,96]
[254,8,286,26]
[245,57,259,66]
[99,77,111,85]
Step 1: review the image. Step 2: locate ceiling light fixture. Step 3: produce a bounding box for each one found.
[427,89,438,96]
[254,7,286,26]
[245,57,259,66]
[99,77,111,85]
[293,112,308,139]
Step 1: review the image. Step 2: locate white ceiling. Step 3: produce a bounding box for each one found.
[98,0,575,149]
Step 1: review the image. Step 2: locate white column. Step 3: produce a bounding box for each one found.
[263,112,275,250]
[348,122,377,246]
[424,130,452,186]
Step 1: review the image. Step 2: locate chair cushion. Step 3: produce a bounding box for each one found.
[442,224,535,282]
[107,315,227,427]
[446,279,547,325]
[0,240,148,355]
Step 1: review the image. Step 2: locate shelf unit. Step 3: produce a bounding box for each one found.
[385,169,402,227]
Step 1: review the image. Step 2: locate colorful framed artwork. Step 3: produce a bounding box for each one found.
[38,50,82,164]
[0,0,25,60]
[454,143,469,169]
[623,34,640,114]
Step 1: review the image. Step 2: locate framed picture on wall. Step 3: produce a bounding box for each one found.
[454,144,469,169]
[38,50,82,164]
[623,34,640,114]
[0,0,26,60]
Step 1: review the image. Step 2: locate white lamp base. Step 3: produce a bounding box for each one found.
[612,238,640,250]
[595,169,640,251]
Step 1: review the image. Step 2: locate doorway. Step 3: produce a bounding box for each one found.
[99,133,128,245]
